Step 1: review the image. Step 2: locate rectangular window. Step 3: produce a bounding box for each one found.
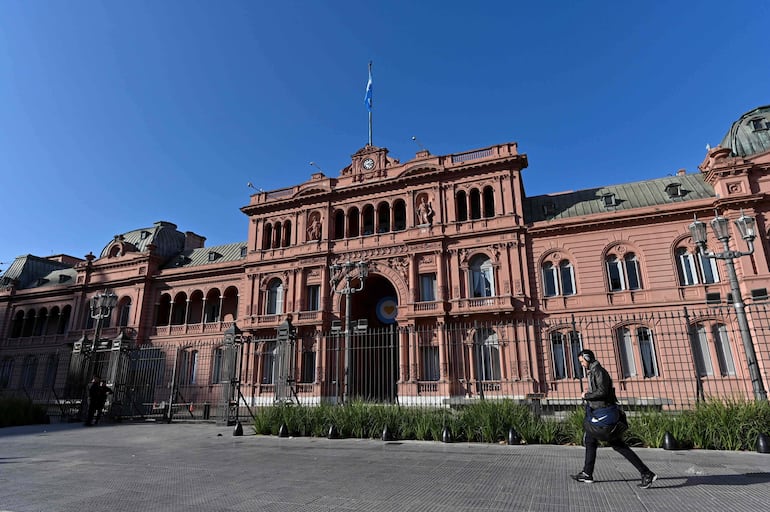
[626,257,641,290]
[543,265,558,297]
[551,332,566,380]
[714,325,736,376]
[212,348,224,383]
[618,328,637,378]
[569,332,584,379]
[301,349,315,383]
[700,253,719,284]
[262,343,276,384]
[638,328,658,377]
[694,325,714,376]
[607,259,624,291]
[419,274,436,302]
[421,346,440,381]
[560,263,575,295]
[678,251,698,285]
[306,285,320,311]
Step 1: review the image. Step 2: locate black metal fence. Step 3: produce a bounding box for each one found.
[3,303,770,422]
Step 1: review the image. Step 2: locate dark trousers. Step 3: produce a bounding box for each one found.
[582,431,650,476]
[85,401,99,425]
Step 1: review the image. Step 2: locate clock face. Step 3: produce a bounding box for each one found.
[362,158,375,170]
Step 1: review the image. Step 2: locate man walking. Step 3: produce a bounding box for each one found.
[571,349,657,488]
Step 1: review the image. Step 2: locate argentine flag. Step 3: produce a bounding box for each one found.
[364,67,372,112]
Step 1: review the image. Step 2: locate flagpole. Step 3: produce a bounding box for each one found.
[367,61,373,146]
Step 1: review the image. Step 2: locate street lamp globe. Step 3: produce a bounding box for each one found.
[734,210,757,242]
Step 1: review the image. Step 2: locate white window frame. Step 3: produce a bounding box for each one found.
[469,255,495,298]
[617,326,658,378]
[266,280,284,315]
[606,252,642,292]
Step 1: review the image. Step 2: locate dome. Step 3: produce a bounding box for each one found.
[719,105,770,157]
[99,220,186,260]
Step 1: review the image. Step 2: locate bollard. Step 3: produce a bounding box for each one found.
[233,420,243,436]
[442,426,453,443]
[757,433,770,454]
[381,425,393,441]
[327,424,340,439]
[662,431,678,450]
[278,423,289,438]
[507,427,521,445]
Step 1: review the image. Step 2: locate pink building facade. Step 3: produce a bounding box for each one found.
[2,106,770,412]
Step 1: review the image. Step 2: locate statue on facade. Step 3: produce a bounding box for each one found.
[306,215,321,241]
[417,197,433,226]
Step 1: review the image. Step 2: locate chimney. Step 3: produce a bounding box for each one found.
[676,169,686,176]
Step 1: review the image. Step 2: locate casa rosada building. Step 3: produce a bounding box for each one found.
[2,105,770,410]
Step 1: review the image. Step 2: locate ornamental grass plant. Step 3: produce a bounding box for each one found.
[249,398,770,451]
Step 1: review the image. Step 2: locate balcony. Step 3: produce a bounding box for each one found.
[448,295,515,315]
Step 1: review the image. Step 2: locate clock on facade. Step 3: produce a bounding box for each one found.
[362,158,375,170]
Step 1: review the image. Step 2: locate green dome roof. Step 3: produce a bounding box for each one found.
[719,105,770,157]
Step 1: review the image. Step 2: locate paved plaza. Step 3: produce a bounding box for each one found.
[1,421,769,511]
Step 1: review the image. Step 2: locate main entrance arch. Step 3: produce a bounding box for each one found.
[344,273,399,402]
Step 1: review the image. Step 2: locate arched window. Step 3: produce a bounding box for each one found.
[266,279,284,315]
[606,252,642,291]
[617,326,658,378]
[456,190,468,221]
[469,188,482,219]
[333,210,345,240]
[542,260,576,297]
[348,207,360,237]
[377,201,390,233]
[119,298,132,327]
[675,247,719,285]
[34,308,47,336]
[362,204,375,235]
[693,322,736,377]
[282,220,292,247]
[10,310,24,338]
[392,199,407,231]
[273,221,282,248]
[59,305,72,334]
[262,223,273,250]
[474,328,501,381]
[483,186,495,218]
[469,254,495,298]
[550,330,584,380]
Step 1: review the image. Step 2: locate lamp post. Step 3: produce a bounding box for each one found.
[329,260,369,403]
[78,289,118,420]
[689,210,768,401]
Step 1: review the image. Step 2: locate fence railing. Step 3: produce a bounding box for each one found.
[3,303,769,422]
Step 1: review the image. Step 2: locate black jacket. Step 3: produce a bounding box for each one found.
[583,360,617,409]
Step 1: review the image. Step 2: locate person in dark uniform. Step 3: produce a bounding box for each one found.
[84,376,102,426]
[571,349,658,488]
[93,380,113,425]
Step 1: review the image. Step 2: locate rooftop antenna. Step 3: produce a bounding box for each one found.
[247,182,263,192]
[309,162,324,173]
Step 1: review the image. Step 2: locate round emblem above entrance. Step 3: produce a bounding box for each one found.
[362,157,375,170]
[376,297,398,324]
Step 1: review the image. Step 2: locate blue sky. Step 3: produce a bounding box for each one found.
[1,1,768,269]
